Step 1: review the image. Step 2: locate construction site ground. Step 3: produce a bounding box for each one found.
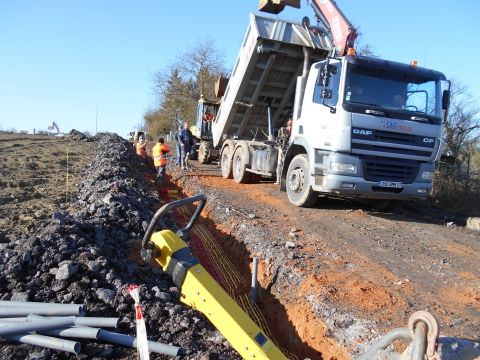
[0,132,94,238]
[171,160,480,359]
[1,132,479,359]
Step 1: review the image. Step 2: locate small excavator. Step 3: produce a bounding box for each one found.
[47,121,61,136]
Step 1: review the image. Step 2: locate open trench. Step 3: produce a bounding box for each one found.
[159,166,354,360]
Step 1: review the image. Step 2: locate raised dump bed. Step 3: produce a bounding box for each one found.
[212,13,331,147]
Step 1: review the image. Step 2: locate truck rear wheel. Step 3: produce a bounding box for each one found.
[286,154,317,207]
[220,146,233,179]
[233,147,251,184]
[198,141,211,164]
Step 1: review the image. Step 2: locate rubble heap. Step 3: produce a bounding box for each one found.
[68,129,91,142]
[0,133,239,359]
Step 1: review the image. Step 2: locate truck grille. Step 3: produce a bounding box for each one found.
[351,128,435,159]
[362,156,420,184]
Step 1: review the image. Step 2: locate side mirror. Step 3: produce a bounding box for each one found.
[442,89,450,110]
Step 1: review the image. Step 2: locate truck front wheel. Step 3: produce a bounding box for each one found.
[286,154,317,207]
[220,146,233,179]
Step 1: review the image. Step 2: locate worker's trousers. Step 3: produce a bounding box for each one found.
[175,143,182,166]
[156,165,166,187]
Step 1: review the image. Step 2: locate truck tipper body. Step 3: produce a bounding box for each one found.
[198,13,450,207]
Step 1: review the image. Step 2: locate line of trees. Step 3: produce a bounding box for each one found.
[442,79,480,163]
[144,39,226,137]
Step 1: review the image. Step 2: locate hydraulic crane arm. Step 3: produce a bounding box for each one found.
[258,0,357,56]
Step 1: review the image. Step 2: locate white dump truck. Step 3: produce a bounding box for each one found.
[197,0,450,207]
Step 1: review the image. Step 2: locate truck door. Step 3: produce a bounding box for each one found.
[301,59,342,152]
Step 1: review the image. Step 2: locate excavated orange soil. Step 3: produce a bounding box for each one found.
[168,161,480,358]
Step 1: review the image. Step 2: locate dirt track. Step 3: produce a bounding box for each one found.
[171,160,480,358]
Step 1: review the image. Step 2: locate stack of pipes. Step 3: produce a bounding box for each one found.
[0,301,182,357]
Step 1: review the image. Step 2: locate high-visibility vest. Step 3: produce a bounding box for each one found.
[152,143,170,167]
[135,141,147,158]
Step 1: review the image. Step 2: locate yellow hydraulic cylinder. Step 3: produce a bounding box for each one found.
[150,229,288,360]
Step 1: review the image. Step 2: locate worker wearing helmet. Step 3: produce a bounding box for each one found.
[152,137,170,187]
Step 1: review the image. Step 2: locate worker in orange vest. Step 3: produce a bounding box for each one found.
[135,135,147,160]
[152,137,170,186]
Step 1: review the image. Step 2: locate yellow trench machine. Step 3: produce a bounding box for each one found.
[141,194,287,360]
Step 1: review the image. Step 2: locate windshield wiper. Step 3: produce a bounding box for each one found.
[349,101,384,109]
[349,101,387,116]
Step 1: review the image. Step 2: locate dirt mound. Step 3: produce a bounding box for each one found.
[0,134,239,359]
[68,129,92,141]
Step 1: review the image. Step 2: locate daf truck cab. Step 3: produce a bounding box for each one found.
[283,54,449,206]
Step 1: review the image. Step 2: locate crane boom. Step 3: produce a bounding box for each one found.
[258,0,357,56]
[310,0,357,55]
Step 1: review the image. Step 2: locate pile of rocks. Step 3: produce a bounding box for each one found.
[0,133,239,359]
[68,129,92,142]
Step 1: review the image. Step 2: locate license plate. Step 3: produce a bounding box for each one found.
[378,181,403,188]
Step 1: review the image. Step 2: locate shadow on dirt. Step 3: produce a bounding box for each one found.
[304,192,464,227]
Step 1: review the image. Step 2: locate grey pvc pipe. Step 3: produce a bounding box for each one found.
[358,328,411,360]
[0,300,84,310]
[26,314,119,328]
[41,326,100,339]
[0,305,84,317]
[27,314,101,339]
[4,333,80,355]
[98,329,181,356]
[73,317,118,328]
[0,316,75,336]
[0,317,26,323]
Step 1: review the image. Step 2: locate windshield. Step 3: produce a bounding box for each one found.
[344,63,442,121]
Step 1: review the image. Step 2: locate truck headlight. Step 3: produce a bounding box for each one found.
[420,171,433,180]
[330,162,356,174]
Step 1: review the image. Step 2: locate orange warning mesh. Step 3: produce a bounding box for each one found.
[160,191,294,358]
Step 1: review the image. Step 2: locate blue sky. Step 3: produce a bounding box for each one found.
[0,0,478,137]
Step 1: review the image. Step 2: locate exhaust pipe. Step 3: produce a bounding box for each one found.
[293,46,311,121]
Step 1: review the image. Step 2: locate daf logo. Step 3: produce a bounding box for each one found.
[423,137,435,144]
[353,128,373,136]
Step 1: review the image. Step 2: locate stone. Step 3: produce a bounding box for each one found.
[466,217,480,231]
[51,212,65,226]
[55,262,78,281]
[10,292,30,302]
[285,241,296,249]
[102,193,114,205]
[96,288,115,305]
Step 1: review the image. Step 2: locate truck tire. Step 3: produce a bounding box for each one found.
[233,147,251,183]
[220,146,233,179]
[198,141,211,164]
[286,154,317,207]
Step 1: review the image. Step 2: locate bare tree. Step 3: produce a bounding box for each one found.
[354,26,379,57]
[176,38,226,98]
[146,39,226,137]
[443,79,480,160]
